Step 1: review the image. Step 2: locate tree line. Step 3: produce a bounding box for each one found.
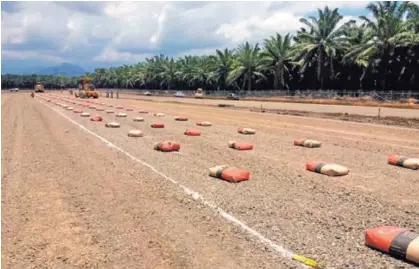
[2,2,419,93]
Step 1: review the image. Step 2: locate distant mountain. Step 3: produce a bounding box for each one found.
[36,63,86,76]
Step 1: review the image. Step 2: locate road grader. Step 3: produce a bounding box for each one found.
[34,83,45,93]
[74,77,99,99]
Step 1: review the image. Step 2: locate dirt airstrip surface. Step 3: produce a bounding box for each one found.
[2,92,419,269]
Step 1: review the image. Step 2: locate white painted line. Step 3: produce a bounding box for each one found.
[39,97,312,268]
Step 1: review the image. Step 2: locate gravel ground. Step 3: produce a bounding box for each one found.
[3,92,419,269]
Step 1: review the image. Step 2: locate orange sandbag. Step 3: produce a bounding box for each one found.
[184,129,201,136]
[90,116,103,122]
[306,161,349,176]
[209,165,250,183]
[196,121,212,127]
[228,141,253,150]
[151,122,165,128]
[365,226,419,265]
[388,155,419,170]
[175,116,188,121]
[238,127,256,135]
[73,109,83,113]
[153,141,180,152]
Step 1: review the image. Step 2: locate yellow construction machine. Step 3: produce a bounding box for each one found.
[75,77,99,99]
[194,88,204,99]
[34,83,45,93]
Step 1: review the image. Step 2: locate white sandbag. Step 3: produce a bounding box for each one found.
[133,117,144,122]
[105,122,120,128]
[128,130,143,137]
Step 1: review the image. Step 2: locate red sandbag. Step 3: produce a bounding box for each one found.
[365,226,419,265]
[228,141,253,150]
[388,155,419,170]
[90,116,103,122]
[82,103,89,107]
[154,141,180,152]
[209,165,250,183]
[151,122,165,128]
[184,129,201,136]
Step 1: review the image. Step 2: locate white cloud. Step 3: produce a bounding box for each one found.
[92,47,153,62]
[215,11,303,44]
[1,1,371,67]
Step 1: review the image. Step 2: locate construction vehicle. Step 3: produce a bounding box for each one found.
[75,77,99,99]
[34,83,45,93]
[195,88,204,99]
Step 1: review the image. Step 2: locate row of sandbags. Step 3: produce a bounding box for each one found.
[44,94,419,175]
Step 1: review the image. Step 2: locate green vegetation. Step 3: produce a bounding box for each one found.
[2,2,419,92]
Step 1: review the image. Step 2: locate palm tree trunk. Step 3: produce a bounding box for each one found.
[317,46,324,89]
[248,74,252,92]
[279,61,285,90]
[360,68,367,89]
[274,65,280,90]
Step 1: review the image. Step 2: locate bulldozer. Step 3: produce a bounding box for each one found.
[75,77,99,99]
[34,83,45,93]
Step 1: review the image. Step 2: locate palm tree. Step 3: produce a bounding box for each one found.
[342,25,376,89]
[227,42,266,92]
[293,6,355,89]
[261,33,294,90]
[208,48,234,91]
[188,56,214,90]
[156,57,178,90]
[357,1,419,90]
[177,55,200,88]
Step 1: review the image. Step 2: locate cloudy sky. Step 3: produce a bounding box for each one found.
[1,1,372,74]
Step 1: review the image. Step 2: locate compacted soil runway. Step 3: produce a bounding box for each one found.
[2,92,419,269]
